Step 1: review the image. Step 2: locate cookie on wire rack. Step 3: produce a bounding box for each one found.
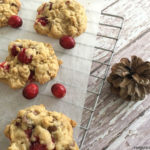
[4,105,79,150]
[34,0,87,39]
[0,0,21,27]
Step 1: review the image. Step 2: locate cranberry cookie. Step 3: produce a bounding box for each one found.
[34,0,87,39]
[0,0,21,27]
[5,105,79,150]
[0,39,61,89]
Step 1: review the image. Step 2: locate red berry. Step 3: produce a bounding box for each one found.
[25,129,32,139]
[0,62,10,71]
[11,45,18,56]
[37,17,48,26]
[51,83,66,98]
[18,48,32,64]
[15,122,20,127]
[30,142,47,150]
[49,2,53,10]
[0,62,6,68]
[23,83,39,100]
[52,136,55,143]
[8,15,23,28]
[59,36,75,49]
[28,70,35,82]
[5,64,10,70]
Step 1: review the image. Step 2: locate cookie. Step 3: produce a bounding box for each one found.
[4,105,79,150]
[34,0,87,39]
[0,0,21,27]
[0,39,61,89]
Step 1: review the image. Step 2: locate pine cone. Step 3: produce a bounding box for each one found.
[107,56,150,101]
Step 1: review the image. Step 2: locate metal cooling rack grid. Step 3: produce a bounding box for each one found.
[78,1,124,149]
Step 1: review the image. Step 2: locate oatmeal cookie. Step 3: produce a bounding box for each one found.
[4,105,79,150]
[0,39,61,89]
[0,0,21,27]
[34,0,87,39]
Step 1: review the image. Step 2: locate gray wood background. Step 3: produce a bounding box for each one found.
[80,0,150,150]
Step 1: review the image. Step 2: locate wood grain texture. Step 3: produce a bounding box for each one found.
[81,0,150,150]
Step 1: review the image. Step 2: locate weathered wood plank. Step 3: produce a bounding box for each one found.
[82,0,150,149]
[83,31,150,150]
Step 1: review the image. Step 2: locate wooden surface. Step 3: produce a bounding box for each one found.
[81,0,150,150]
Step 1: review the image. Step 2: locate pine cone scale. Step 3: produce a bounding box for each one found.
[131,56,143,71]
[112,64,130,77]
[107,74,123,88]
[136,62,150,74]
[119,77,131,88]
[127,81,135,96]
[120,58,130,66]
[120,88,128,99]
[132,74,141,84]
[135,85,143,99]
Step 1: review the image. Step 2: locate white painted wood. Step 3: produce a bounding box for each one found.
[83,1,150,149]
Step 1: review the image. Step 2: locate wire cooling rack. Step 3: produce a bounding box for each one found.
[78,1,124,149]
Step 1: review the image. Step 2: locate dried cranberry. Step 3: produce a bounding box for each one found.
[37,17,48,26]
[11,45,18,56]
[35,137,40,142]
[49,2,53,10]
[28,70,35,82]
[30,142,47,150]
[18,48,32,64]
[25,129,32,139]
[52,136,55,143]
[0,62,10,71]
[15,122,20,126]
[5,64,10,70]
[0,62,5,68]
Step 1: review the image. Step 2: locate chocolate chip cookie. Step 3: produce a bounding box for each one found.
[0,0,21,27]
[34,0,87,39]
[5,105,79,150]
[0,39,61,89]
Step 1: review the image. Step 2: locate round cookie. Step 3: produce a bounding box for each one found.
[0,0,21,27]
[34,0,87,39]
[4,105,79,150]
[0,39,61,89]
